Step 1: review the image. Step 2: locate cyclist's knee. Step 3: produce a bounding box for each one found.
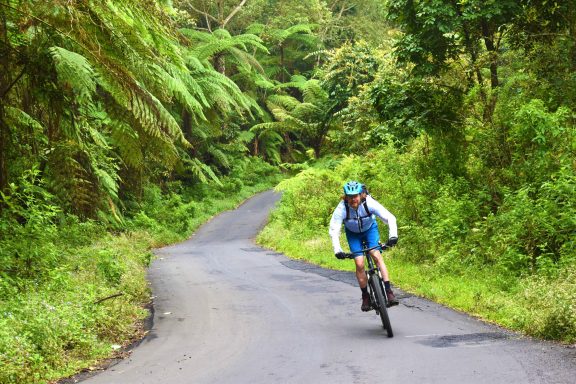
[370,250,382,261]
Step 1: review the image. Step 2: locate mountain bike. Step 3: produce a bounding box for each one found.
[342,242,393,337]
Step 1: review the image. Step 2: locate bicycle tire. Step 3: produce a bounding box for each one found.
[370,275,393,337]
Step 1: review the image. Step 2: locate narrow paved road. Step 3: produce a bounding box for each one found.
[82,190,575,384]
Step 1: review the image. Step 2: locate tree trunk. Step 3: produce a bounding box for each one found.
[280,45,285,83]
[481,20,499,89]
[570,18,576,72]
[182,109,193,142]
[253,138,259,156]
[481,20,499,123]
[0,13,9,194]
[214,53,226,74]
[283,132,292,161]
[0,110,8,194]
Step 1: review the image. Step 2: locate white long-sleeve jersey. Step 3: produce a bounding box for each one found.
[328,195,397,253]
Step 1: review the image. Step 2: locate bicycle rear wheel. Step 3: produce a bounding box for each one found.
[369,275,393,337]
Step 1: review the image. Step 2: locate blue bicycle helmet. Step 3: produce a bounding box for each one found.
[343,181,363,195]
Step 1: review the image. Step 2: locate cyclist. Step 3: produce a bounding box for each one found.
[329,181,399,311]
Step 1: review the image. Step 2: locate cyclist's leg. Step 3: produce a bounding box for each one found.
[353,255,367,288]
[369,249,390,281]
[345,229,366,288]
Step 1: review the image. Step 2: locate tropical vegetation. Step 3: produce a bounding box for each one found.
[0,1,574,382]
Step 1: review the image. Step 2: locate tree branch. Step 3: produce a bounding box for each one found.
[94,293,124,305]
[188,4,218,23]
[222,0,248,28]
[0,66,26,100]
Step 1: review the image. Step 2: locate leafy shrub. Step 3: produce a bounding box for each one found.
[0,169,61,282]
[275,168,342,235]
[96,249,125,285]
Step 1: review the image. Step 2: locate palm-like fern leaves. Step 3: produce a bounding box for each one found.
[181,28,268,63]
[1,0,265,217]
[248,23,320,82]
[250,76,332,161]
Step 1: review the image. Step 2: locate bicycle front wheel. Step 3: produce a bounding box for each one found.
[370,275,393,337]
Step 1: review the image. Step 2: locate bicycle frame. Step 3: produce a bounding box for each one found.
[358,243,389,306]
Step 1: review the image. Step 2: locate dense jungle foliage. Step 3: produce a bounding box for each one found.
[0,0,575,382]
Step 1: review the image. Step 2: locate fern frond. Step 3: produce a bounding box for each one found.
[184,55,209,72]
[252,72,276,89]
[108,120,143,169]
[264,65,283,79]
[293,103,323,117]
[286,32,319,48]
[97,68,187,152]
[237,130,255,143]
[185,31,267,61]
[207,147,231,169]
[46,142,98,217]
[186,157,222,185]
[250,121,292,134]
[212,28,232,40]
[245,23,266,35]
[88,126,110,149]
[303,49,329,61]
[49,46,97,103]
[179,28,213,41]
[275,74,308,90]
[268,24,317,45]
[228,47,266,74]
[148,63,207,121]
[4,107,45,135]
[266,95,300,111]
[302,80,328,103]
[255,129,283,164]
[93,166,120,200]
[230,33,268,54]
[197,72,253,116]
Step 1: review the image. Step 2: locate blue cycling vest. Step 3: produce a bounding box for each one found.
[343,199,375,233]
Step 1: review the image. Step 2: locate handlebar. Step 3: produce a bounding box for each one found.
[341,242,389,259]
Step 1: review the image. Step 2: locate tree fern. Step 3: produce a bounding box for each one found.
[265,24,317,46]
[2,0,271,219]
[147,62,207,121]
[250,75,333,160]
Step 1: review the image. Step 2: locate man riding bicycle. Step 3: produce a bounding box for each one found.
[329,181,399,311]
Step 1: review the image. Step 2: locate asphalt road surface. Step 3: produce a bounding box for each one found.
[80,190,575,384]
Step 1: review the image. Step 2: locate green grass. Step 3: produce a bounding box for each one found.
[0,231,153,383]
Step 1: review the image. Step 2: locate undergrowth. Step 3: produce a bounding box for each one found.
[0,158,282,384]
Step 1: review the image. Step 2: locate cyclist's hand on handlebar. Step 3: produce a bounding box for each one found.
[335,252,347,259]
[386,237,398,247]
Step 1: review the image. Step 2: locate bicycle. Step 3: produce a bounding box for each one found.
[341,242,394,337]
